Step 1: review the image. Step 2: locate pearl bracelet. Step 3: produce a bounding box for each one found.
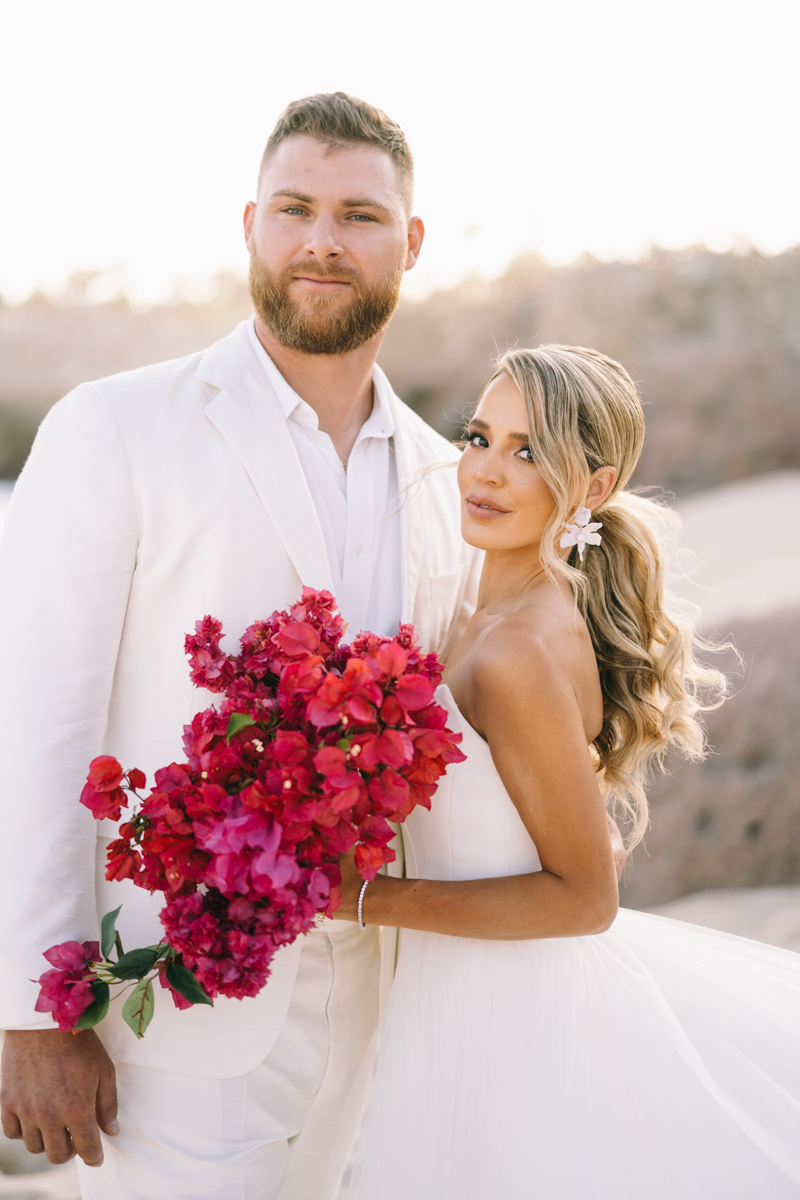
[357,879,370,932]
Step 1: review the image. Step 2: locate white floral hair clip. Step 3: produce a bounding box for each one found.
[559,506,603,561]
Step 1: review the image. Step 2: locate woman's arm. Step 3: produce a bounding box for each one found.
[336,629,620,940]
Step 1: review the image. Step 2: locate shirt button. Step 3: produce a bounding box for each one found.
[354,544,363,555]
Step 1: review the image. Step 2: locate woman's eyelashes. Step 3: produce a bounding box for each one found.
[465,429,535,463]
[465,429,489,449]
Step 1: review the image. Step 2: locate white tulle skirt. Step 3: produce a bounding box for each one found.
[345,910,800,1199]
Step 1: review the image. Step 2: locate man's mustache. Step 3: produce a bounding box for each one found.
[286,262,363,286]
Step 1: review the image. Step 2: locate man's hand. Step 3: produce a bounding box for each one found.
[607,815,627,883]
[1,1029,118,1167]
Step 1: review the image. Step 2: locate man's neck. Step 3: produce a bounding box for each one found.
[253,315,385,463]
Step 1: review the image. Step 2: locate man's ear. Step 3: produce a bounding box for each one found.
[405,217,425,271]
[243,201,256,250]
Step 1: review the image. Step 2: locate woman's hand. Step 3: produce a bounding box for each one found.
[333,848,366,922]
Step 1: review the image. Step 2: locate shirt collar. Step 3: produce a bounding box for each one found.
[246,314,395,440]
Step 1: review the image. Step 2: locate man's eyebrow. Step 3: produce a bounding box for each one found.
[468,417,530,442]
[341,196,391,212]
[271,190,315,203]
[270,189,390,213]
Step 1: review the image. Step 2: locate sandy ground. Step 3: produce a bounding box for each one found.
[1,471,799,1195]
[669,470,800,628]
[649,885,800,952]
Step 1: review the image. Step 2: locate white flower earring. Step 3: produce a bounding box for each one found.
[560,506,603,561]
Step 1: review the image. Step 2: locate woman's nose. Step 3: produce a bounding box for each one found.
[472,448,504,486]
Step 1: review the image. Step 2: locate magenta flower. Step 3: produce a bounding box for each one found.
[34,940,100,1031]
[51,588,466,1024]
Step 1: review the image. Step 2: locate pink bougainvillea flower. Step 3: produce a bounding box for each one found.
[34,940,100,1031]
[395,672,436,712]
[159,968,193,1010]
[59,590,465,1019]
[376,641,408,678]
[275,622,320,658]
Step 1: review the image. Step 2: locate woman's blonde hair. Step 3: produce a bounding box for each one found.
[491,345,728,848]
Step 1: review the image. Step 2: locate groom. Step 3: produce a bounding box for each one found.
[0,92,479,1200]
[0,91,624,1200]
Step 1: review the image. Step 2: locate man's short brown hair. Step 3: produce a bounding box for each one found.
[258,91,414,212]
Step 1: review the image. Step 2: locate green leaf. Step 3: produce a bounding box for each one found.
[166,962,213,1006]
[74,980,110,1031]
[108,947,159,980]
[100,905,123,962]
[145,943,173,963]
[226,712,256,742]
[122,978,155,1040]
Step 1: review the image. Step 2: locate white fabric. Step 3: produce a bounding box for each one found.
[0,320,481,1079]
[344,686,800,1199]
[77,922,380,1200]
[246,318,402,640]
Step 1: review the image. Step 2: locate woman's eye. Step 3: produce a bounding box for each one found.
[516,446,535,463]
[466,431,489,449]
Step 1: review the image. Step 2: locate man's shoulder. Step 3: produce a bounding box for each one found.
[76,321,249,407]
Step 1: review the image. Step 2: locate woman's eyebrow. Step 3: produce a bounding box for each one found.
[469,417,529,443]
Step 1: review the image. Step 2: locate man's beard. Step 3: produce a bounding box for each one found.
[248,249,405,355]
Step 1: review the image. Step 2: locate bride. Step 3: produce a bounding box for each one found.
[333,345,800,1198]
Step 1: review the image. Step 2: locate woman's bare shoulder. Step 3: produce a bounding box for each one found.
[468,591,600,739]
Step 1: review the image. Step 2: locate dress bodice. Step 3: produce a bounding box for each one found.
[402,684,542,882]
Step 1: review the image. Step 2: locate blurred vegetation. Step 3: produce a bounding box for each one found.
[1,246,799,493]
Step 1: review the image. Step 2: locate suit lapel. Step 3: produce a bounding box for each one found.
[201,333,334,594]
[389,390,428,624]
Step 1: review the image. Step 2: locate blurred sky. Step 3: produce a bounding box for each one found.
[1,0,799,303]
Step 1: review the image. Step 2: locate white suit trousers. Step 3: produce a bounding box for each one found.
[77,923,381,1200]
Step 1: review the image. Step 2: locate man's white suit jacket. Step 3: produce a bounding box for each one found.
[0,321,480,1079]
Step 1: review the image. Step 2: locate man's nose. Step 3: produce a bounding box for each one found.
[303,214,343,260]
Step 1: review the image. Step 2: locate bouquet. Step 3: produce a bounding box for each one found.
[34,589,465,1039]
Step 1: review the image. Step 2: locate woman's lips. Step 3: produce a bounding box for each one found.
[465,495,511,519]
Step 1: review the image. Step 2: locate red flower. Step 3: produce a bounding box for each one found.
[395,672,435,712]
[105,837,143,882]
[56,590,465,1026]
[80,756,128,821]
[356,729,414,770]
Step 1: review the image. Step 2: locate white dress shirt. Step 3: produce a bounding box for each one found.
[246,317,402,640]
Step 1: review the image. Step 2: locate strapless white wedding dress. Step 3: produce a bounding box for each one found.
[345,686,800,1199]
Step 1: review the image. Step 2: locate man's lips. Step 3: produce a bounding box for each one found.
[465,494,511,519]
[292,275,352,292]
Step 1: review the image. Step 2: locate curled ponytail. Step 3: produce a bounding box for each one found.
[493,346,728,848]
